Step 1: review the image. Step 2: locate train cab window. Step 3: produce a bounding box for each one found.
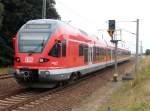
[62,40,66,57]
[79,44,84,56]
[49,43,61,57]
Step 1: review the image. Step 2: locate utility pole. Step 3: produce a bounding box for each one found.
[111,39,119,78]
[42,0,46,19]
[140,41,143,56]
[135,19,139,72]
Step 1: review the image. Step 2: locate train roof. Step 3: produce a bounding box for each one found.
[18,19,63,34]
[18,19,129,51]
[25,19,61,24]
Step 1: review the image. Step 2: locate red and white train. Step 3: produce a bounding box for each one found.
[13,19,131,88]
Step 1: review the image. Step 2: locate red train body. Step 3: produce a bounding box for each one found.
[13,19,131,88]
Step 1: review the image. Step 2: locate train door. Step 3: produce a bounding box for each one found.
[88,46,93,65]
[83,45,88,64]
[110,49,113,60]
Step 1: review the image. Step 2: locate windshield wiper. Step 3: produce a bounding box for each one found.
[41,38,45,47]
[27,50,35,53]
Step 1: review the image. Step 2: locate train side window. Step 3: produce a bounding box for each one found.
[79,44,84,56]
[62,40,66,57]
[49,43,61,57]
[100,48,103,55]
[96,47,99,61]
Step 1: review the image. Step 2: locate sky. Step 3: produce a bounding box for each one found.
[55,0,149,53]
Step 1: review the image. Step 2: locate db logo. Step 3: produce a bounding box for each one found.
[25,57,33,63]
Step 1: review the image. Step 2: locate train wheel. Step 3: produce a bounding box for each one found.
[77,71,81,79]
[69,73,78,83]
[57,80,68,87]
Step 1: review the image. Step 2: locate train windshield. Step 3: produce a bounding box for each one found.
[19,32,50,53]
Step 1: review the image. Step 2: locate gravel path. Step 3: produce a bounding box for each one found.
[72,61,134,111]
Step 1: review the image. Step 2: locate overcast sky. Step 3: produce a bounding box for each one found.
[55,0,149,52]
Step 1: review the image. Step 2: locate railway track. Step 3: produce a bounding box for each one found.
[0,66,113,111]
[0,74,13,79]
[0,60,133,111]
[0,91,48,111]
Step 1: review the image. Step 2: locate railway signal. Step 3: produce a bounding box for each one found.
[108,20,115,30]
[107,20,119,82]
[107,20,115,38]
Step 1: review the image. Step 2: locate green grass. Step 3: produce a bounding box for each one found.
[0,67,13,75]
[97,56,150,111]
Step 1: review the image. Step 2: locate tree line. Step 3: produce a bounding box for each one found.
[0,0,60,67]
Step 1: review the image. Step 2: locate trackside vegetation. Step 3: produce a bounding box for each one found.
[98,56,150,111]
[0,0,60,67]
[0,67,13,75]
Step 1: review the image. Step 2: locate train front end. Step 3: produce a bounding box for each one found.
[13,19,65,88]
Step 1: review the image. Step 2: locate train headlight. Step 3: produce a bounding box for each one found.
[45,71,50,75]
[15,69,20,74]
[39,58,49,63]
[39,58,44,63]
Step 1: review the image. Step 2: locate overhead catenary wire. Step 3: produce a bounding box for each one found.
[56,0,139,56]
[56,0,100,29]
[56,0,89,21]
